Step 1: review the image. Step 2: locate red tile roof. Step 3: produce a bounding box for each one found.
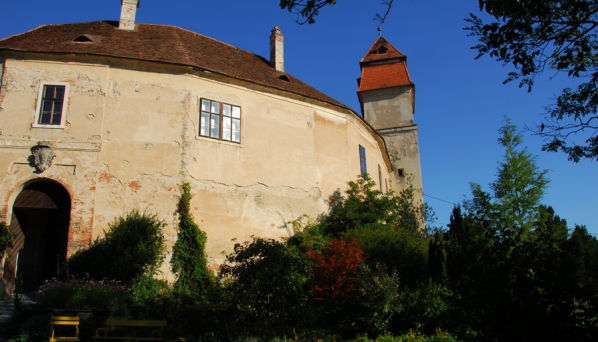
[360,36,406,64]
[357,62,413,92]
[0,21,350,111]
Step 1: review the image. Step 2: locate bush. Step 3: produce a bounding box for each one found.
[351,330,461,342]
[62,209,166,285]
[37,275,130,312]
[220,236,310,329]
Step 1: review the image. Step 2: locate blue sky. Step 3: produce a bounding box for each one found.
[2,1,596,234]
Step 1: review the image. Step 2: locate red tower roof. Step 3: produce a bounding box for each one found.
[360,36,406,63]
[357,36,414,93]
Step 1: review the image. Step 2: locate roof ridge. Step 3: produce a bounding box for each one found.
[139,22,246,52]
[0,24,49,43]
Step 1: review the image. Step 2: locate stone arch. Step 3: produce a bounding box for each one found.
[2,179,71,292]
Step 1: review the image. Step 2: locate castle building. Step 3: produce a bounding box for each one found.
[0,1,421,292]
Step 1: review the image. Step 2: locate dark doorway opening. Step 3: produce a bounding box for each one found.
[3,181,71,292]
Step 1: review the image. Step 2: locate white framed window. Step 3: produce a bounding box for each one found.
[32,81,70,129]
[200,98,241,143]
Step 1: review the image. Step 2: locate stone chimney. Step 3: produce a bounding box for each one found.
[119,0,140,31]
[270,26,284,72]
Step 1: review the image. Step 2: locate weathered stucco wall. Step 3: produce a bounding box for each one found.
[0,55,392,279]
[362,86,414,130]
[360,86,422,196]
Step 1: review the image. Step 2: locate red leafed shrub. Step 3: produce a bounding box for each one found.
[307,238,364,301]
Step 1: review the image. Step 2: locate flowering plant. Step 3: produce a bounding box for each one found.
[37,275,130,310]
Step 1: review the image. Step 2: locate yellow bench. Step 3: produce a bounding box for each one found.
[92,319,167,341]
[50,316,80,342]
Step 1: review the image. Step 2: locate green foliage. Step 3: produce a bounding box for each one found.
[128,275,172,319]
[0,220,16,250]
[464,116,549,243]
[351,331,461,342]
[220,236,310,329]
[394,281,453,335]
[318,173,431,237]
[345,227,429,289]
[171,182,213,300]
[63,209,166,285]
[37,275,131,315]
[466,0,598,161]
[279,0,338,24]
[429,118,598,341]
[351,263,401,334]
[279,0,395,26]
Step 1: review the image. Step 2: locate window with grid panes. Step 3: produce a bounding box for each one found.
[39,85,65,125]
[200,99,241,143]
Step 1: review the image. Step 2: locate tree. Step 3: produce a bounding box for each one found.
[64,210,166,285]
[465,116,549,240]
[434,118,598,341]
[467,0,598,162]
[279,0,394,25]
[317,173,432,237]
[171,182,212,300]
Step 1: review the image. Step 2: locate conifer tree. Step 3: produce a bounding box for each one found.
[171,182,212,300]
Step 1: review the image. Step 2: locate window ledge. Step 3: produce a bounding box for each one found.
[31,123,66,129]
[195,135,243,147]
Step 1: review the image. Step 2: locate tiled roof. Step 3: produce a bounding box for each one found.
[357,61,413,92]
[356,36,415,114]
[0,21,350,111]
[360,36,406,64]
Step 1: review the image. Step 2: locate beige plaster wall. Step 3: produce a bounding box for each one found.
[360,86,423,197]
[0,55,392,279]
[362,86,414,130]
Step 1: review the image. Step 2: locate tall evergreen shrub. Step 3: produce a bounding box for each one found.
[171,182,212,300]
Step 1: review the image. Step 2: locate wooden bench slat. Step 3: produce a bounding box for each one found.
[52,316,80,321]
[105,320,167,327]
[51,321,80,325]
[92,338,163,341]
[94,319,166,341]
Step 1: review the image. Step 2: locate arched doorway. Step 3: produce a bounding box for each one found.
[3,181,71,292]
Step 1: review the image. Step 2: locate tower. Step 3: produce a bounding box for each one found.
[357,36,423,196]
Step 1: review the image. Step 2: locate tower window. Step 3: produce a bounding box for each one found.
[397,168,405,178]
[359,145,367,175]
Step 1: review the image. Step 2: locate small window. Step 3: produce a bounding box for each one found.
[373,45,388,54]
[278,75,290,82]
[378,165,383,191]
[200,98,241,143]
[33,82,69,129]
[397,168,405,178]
[359,145,367,175]
[385,178,388,193]
[73,35,93,42]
